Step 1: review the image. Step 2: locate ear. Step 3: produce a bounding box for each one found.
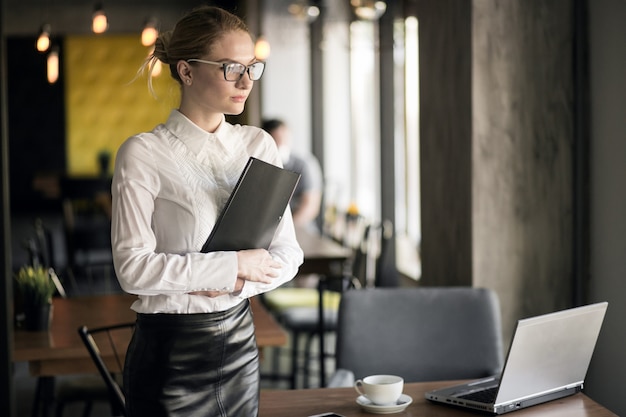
[177,60,192,82]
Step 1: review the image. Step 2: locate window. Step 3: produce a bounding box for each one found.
[262,5,422,280]
[394,16,421,280]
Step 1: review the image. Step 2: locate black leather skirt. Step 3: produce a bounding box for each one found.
[124,299,260,417]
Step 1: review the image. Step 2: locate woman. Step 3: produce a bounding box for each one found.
[111,6,303,416]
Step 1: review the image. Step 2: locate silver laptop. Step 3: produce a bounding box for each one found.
[426,301,608,414]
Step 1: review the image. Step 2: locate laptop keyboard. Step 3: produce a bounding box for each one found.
[458,387,498,403]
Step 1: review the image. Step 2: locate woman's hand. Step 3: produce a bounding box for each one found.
[236,248,282,284]
[189,249,279,298]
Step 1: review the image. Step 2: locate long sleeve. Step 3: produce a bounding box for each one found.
[111,111,302,314]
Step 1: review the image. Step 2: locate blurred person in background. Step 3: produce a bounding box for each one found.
[262,118,323,232]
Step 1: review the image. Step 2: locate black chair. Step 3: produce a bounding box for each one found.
[22,218,66,298]
[77,323,134,417]
[328,287,504,387]
[25,217,56,271]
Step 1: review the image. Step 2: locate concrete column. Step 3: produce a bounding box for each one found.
[472,0,574,341]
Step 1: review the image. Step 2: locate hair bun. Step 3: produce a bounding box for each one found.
[153,30,173,64]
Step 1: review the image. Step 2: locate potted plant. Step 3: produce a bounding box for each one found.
[14,265,57,331]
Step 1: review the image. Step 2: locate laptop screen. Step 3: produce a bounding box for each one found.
[495,302,608,405]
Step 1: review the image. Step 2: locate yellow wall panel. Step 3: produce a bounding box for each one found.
[64,35,180,176]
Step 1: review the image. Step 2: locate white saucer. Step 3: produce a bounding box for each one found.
[356,394,413,414]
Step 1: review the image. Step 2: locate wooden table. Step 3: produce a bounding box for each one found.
[13,293,286,417]
[259,380,618,417]
[296,227,353,276]
[13,293,286,376]
[296,227,353,387]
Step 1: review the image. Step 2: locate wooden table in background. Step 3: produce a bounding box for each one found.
[296,227,352,276]
[259,380,618,417]
[14,293,286,376]
[13,293,286,417]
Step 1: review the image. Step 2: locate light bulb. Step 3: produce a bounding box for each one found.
[47,48,59,84]
[352,0,387,20]
[141,19,158,46]
[36,24,51,52]
[37,33,50,52]
[288,2,320,22]
[92,6,108,34]
[141,27,158,47]
[255,36,271,60]
[306,6,320,19]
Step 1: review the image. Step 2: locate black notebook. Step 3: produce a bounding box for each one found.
[201,157,301,253]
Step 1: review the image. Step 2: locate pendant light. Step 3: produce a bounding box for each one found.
[351,0,387,20]
[92,3,108,34]
[288,1,320,22]
[36,24,51,52]
[47,46,59,84]
[255,36,271,60]
[141,18,158,46]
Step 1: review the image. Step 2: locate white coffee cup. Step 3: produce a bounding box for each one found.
[354,374,404,405]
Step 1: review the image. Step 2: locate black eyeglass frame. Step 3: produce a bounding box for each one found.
[186,59,265,82]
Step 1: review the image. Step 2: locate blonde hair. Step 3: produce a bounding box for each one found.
[140,6,250,95]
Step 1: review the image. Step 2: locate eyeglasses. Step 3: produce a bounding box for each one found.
[187,59,265,82]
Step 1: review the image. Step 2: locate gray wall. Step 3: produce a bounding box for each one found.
[472,1,575,341]
[585,0,626,414]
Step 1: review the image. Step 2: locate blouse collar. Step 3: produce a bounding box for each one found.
[164,110,231,155]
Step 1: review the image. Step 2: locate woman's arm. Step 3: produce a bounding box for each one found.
[112,135,242,296]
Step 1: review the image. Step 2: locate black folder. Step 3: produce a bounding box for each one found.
[201,157,301,253]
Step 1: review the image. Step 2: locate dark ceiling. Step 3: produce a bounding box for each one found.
[2,1,242,36]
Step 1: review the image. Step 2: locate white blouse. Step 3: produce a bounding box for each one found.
[111,110,303,314]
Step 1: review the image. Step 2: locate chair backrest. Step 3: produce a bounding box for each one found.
[348,219,394,289]
[373,219,395,287]
[78,322,134,417]
[335,287,504,382]
[22,218,67,298]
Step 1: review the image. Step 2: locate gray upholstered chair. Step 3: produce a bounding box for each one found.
[328,287,504,387]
